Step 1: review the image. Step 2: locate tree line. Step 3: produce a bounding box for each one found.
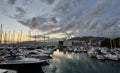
[100,38,120,48]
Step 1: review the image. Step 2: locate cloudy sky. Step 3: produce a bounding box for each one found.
[0,0,120,41]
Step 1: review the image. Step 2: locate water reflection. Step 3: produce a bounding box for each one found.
[42,49,120,73]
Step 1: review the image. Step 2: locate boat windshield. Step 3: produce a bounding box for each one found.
[15,56,24,60]
[5,55,24,60]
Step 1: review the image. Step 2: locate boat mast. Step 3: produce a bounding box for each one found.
[48,33,50,46]
[38,31,40,42]
[8,30,11,44]
[112,31,116,48]
[44,34,45,43]
[34,32,37,46]
[29,30,31,47]
[20,29,22,47]
[109,31,112,49]
[0,24,3,45]
[4,31,7,45]
[12,30,15,47]
[17,33,20,47]
[43,33,45,46]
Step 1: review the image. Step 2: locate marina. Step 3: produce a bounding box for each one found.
[0,0,120,73]
[0,46,120,73]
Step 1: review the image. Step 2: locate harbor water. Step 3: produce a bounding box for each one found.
[42,49,120,73]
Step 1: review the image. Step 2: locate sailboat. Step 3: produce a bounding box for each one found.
[104,30,119,61]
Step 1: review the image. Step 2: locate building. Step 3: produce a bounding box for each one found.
[62,40,86,47]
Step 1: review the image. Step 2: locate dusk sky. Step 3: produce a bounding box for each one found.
[0,0,120,42]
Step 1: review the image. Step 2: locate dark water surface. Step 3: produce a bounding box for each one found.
[42,49,120,73]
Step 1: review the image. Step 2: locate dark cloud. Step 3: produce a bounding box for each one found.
[7,0,16,5]
[54,0,70,17]
[18,16,59,31]
[50,17,57,23]
[29,34,49,39]
[40,0,55,4]
[15,7,26,19]
[16,7,26,13]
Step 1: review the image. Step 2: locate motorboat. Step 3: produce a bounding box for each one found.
[87,48,96,58]
[95,49,105,60]
[68,48,73,52]
[104,53,119,61]
[27,50,52,59]
[0,55,49,70]
[0,69,7,73]
[100,49,108,55]
[35,49,53,55]
[0,56,5,62]
[74,48,81,53]
[74,48,78,53]
[2,54,47,64]
[0,55,48,69]
[96,55,105,60]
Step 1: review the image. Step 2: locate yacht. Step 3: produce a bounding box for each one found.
[104,53,119,61]
[87,48,96,58]
[96,49,105,60]
[0,54,48,69]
